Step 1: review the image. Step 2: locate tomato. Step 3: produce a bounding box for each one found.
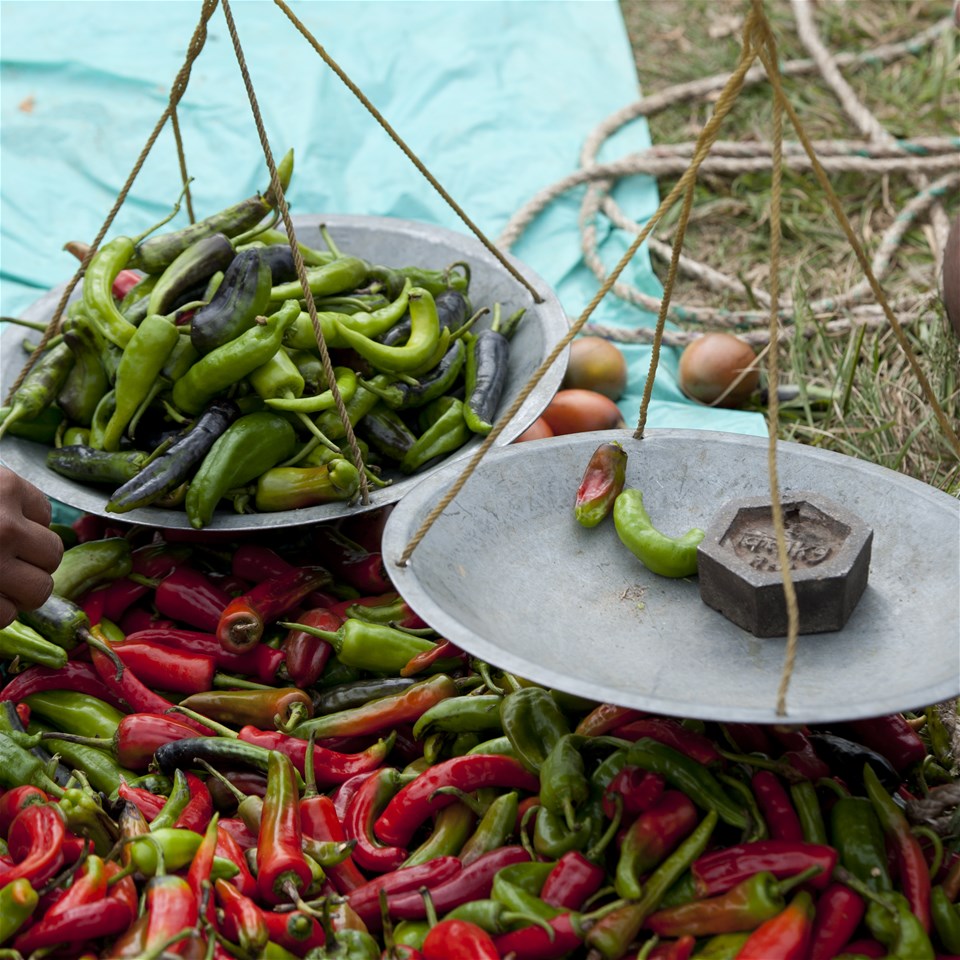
[562,336,628,401]
[514,416,555,443]
[541,389,627,435]
[677,333,759,408]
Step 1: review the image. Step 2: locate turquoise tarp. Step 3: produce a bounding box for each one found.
[0,0,764,436]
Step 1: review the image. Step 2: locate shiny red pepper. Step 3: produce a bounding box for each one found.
[576,703,646,737]
[736,890,815,960]
[602,767,665,820]
[113,641,216,695]
[142,874,200,957]
[0,661,122,708]
[117,780,167,820]
[216,877,270,954]
[541,849,606,912]
[257,750,312,904]
[238,726,393,784]
[374,755,540,848]
[809,883,866,960]
[2,804,66,887]
[840,714,927,774]
[173,772,214,833]
[344,768,408,873]
[347,856,463,930]
[647,937,696,960]
[387,846,530,920]
[118,606,176,635]
[0,786,49,838]
[154,566,234,632]
[314,526,392,593]
[283,607,341,688]
[113,713,202,770]
[422,918,499,960]
[300,793,367,894]
[492,913,586,959]
[231,543,297,582]
[130,541,192,580]
[612,718,722,766]
[12,895,133,954]
[41,853,108,922]
[216,822,259,899]
[94,577,150,622]
[751,770,804,842]
[187,814,220,922]
[400,638,466,677]
[124,628,284,683]
[692,840,837,897]
[217,565,332,653]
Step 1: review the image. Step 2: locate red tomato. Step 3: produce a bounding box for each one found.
[514,416,555,442]
[541,389,627,435]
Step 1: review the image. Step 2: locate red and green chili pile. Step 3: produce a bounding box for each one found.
[0,508,955,959]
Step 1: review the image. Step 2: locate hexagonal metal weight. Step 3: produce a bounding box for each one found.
[697,493,873,638]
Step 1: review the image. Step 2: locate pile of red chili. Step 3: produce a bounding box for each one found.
[0,508,957,959]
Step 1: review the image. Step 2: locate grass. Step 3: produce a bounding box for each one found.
[618,0,960,493]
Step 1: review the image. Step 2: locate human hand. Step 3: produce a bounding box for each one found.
[0,467,64,627]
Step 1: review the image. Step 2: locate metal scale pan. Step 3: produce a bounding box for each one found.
[382,429,960,724]
[0,215,569,531]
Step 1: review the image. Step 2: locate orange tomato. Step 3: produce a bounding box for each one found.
[562,337,628,401]
[678,333,759,408]
[514,416,555,443]
[541,389,627,435]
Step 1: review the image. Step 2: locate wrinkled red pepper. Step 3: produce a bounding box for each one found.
[154,567,233,632]
[692,840,837,897]
[612,717,723,766]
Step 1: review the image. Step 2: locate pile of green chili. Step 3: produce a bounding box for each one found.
[1,151,522,528]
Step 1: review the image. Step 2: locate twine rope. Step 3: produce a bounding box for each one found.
[4,0,219,401]
[219,0,370,503]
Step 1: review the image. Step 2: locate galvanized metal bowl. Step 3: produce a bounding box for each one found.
[0,215,569,531]
[382,429,960,724]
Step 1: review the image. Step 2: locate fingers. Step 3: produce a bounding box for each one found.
[15,519,64,576]
[0,556,55,616]
[0,595,17,630]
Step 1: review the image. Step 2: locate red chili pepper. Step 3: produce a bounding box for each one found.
[0,785,49,838]
[0,661,123,708]
[300,793,368,894]
[217,565,332,653]
[283,607,341,688]
[14,703,31,728]
[112,713,201,770]
[344,769,409,873]
[216,822,259,899]
[841,937,886,957]
[768,726,832,781]
[736,890,814,960]
[841,715,927,774]
[492,912,585,959]
[329,592,428,630]
[12,896,133,953]
[339,505,393,552]
[95,577,151,623]
[187,815,220,923]
[180,687,313,731]
[112,268,142,300]
[259,905,326,953]
[692,840,837,897]
[602,767,665,820]
[154,567,234,632]
[647,936,696,960]
[374,755,540,848]
[541,850,606,912]
[88,626,211,734]
[118,606,176,635]
[422,918,499,960]
[142,874,200,957]
[388,846,530,920]
[172,772,213,833]
[612,718,723,766]
[80,585,108,625]
[124,628,284,683]
[333,771,374,822]
[751,770,805,843]
[238,726,392,785]
[575,703,646,737]
[809,883,866,960]
[2,804,66,887]
[42,853,108,921]
[113,642,217,695]
[864,762,932,933]
[314,526,392,593]
[257,750,313,904]
[206,571,251,597]
[347,856,463,930]
[117,780,167,820]
[400,638,466,677]
[131,541,192,580]
[216,878,270,955]
[722,722,775,755]
[72,513,108,543]
[231,544,297,582]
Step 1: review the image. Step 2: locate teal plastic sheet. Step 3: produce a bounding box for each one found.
[1,0,764,437]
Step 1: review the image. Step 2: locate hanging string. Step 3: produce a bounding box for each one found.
[169,106,196,224]
[218,0,369,503]
[270,0,543,306]
[4,0,219,401]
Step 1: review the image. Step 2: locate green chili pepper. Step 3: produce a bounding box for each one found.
[0,342,74,442]
[459,791,519,865]
[500,686,571,774]
[359,338,467,412]
[254,459,361,511]
[399,395,470,474]
[148,769,193,832]
[269,255,369,303]
[4,404,64,444]
[82,238,144,348]
[533,804,592,859]
[491,861,561,920]
[333,287,443,373]
[265,366,357,414]
[25,690,124,741]
[830,796,893,893]
[29,718,132,794]
[614,488,705,578]
[0,730,63,796]
[391,920,430,949]
[125,826,206,876]
[0,621,68,670]
[467,735,518,759]
[0,877,38,944]
[867,890,935,959]
[58,310,110,427]
[790,780,828,845]
[412,694,504,740]
[539,734,590,830]
[932,885,960,954]
[249,346,306,401]
[87,388,116,449]
[147,232,236,317]
[172,299,299,415]
[360,403,418,462]
[314,384,380,440]
[185,411,297,528]
[52,537,132,600]
[402,801,475,867]
[626,738,747,829]
[690,932,752,959]
[100,313,180,450]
